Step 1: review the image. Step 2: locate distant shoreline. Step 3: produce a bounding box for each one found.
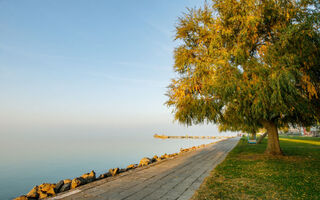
[153,134,232,140]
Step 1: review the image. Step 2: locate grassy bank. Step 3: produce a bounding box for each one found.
[192,136,320,200]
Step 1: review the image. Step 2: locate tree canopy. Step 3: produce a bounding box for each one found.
[166,0,320,155]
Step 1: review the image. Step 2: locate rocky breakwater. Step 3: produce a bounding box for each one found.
[14,171,96,200]
[14,138,233,200]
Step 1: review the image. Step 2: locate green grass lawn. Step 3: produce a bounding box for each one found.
[192,136,320,200]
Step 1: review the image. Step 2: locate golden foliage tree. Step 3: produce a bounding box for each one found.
[166,0,320,155]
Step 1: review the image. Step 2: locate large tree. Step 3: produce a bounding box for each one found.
[166,0,320,155]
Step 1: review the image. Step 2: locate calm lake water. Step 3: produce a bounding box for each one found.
[0,125,232,200]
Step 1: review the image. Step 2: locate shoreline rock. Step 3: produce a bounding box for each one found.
[54,181,64,193]
[59,182,71,193]
[126,164,137,170]
[71,177,85,189]
[81,170,96,183]
[138,157,152,167]
[97,172,111,179]
[26,186,38,199]
[109,168,119,176]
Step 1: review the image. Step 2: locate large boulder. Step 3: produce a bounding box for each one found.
[26,186,39,198]
[81,170,96,183]
[139,157,152,167]
[160,153,170,159]
[109,168,119,176]
[152,155,158,162]
[159,153,170,159]
[126,164,137,170]
[59,182,71,192]
[38,183,56,198]
[63,179,72,184]
[97,172,111,179]
[39,190,49,199]
[54,180,64,193]
[39,183,56,195]
[14,196,28,200]
[71,177,86,189]
[168,153,175,158]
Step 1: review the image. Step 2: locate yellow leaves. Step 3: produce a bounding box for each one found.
[172,82,188,101]
[243,72,248,80]
[258,40,271,58]
[286,11,290,21]
[216,59,227,66]
[258,44,268,57]
[193,83,202,93]
[251,73,259,84]
[307,84,318,99]
[301,74,318,99]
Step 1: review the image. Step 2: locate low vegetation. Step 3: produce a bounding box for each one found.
[192,136,320,200]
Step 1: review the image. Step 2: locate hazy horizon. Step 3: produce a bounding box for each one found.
[0,0,223,135]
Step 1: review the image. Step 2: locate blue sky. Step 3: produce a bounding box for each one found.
[0,0,234,137]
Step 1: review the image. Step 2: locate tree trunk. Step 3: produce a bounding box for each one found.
[261,120,283,155]
[252,132,256,140]
[256,132,267,144]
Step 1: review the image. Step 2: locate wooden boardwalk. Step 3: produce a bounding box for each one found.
[50,137,239,200]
